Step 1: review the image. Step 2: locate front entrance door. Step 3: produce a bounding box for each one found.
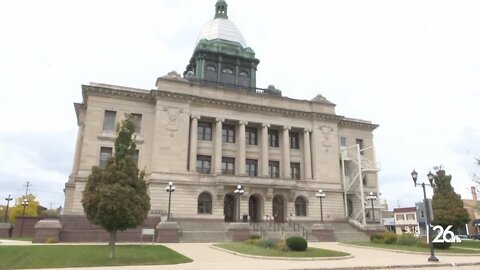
[272,195,285,223]
[224,194,235,222]
[249,195,259,222]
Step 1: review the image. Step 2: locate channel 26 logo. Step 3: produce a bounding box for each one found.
[432,225,462,243]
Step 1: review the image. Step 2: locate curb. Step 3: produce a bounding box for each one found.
[210,244,354,261]
[291,261,480,270]
[339,243,480,257]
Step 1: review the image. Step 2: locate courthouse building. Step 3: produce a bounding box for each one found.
[64,0,380,227]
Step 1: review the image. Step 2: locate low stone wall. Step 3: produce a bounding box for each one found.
[12,217,41,238]
[33,219,62,243]
[59,215,161,242]
[363,224,386,237]
[0,223,12,238]
[311,223,336,241]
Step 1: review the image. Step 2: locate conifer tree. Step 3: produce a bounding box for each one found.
[432,170,470,230]
[82,114,150,258]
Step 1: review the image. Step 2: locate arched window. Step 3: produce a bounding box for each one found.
[221,67,234,84]
[205,65,217,82]
[198,192,212,214]
[238,70,250,87]
[295,197,307,216]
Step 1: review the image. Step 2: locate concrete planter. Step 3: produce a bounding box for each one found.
[227,222,250,242]
[311,223,336,241]
[0,223,12,238]
[156,221,180,243]
[33,219,62,243]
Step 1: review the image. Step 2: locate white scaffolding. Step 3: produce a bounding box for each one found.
[341,144,379,228]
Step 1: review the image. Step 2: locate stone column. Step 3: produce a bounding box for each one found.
[214,118,224,174]
[303,129,312,180]
[189,115,199,172]
[311,128,318,180]
[71,124,84,174]
[261,123,270,177]
[237,121,247,175]
[282,126,291,179]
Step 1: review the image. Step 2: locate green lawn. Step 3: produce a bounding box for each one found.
[452,240,480,249]
[0,245,192,270]
[350,242,480,254]
[214,243,350,258]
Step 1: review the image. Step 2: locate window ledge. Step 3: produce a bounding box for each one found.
[98,132,144,144]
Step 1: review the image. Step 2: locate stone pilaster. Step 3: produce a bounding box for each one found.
[304,129,312,180]
[214,118,224,174]
[261,123,270,177]
[282,126,291,179]
[189,115,199,172]
[237,121,247,175]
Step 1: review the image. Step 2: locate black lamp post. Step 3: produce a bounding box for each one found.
[366,192,377,223]
[4,195,13,222]
[19,199,29,238]
[165,181,175,221]
[411,169,438,262]
[315,189,326,222]
[234,185,244,222]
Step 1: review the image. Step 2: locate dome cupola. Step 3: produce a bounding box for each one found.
[184,0,259,89]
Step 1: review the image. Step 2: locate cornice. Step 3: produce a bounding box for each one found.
[82,84,155,104]
[339,119,379,130]
[154,90,344,122]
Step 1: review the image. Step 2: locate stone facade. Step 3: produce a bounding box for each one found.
[63,77,379,223]
[63,0,380,227]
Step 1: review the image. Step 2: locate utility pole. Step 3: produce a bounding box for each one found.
[24,181,32,197]
[4,195,13,222]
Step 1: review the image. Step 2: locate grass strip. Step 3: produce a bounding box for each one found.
[215,242,349,258]
[0,245,192,270]
[349,242,480,254]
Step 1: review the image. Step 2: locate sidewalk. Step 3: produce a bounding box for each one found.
[2,240,480,270]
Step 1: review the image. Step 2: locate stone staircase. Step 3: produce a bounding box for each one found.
[331,222,370,242]
[293,220,370,242]
[177,219,230,243]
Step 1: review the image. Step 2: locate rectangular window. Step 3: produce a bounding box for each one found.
[103,110,116,132]
[268,130,279,147]
[356,139,364,155]
[289,132,299,149]
[222,124,235,143]
[196,155,211,174]
[406,214,415,220]
[396,214,405,221]
[222,157,235,175]
[340,136,347,147]
[99,147,113,169]
[245,127,257,145]
[198,122,212,141]
[132,113,142,134]
[268,161,280,178]
[246,159,258,177]
[291,162,301,179]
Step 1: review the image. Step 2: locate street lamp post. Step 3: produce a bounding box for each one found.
[315,189,326,222]
[234,185,244,222]
[411,169,438,262]
[4,195,13,222]
[19,199,29,238]
[366,192,377,223]
[165,182,175,221]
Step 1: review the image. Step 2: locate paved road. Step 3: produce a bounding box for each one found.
[2,240,480,270]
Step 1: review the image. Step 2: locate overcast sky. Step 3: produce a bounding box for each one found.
[0,0,479,211]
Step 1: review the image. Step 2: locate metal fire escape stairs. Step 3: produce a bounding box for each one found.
[341,144,379,229]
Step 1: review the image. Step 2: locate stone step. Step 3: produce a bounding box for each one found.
[179,231,229,243]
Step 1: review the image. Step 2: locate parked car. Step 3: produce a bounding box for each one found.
[457,235,472,241]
